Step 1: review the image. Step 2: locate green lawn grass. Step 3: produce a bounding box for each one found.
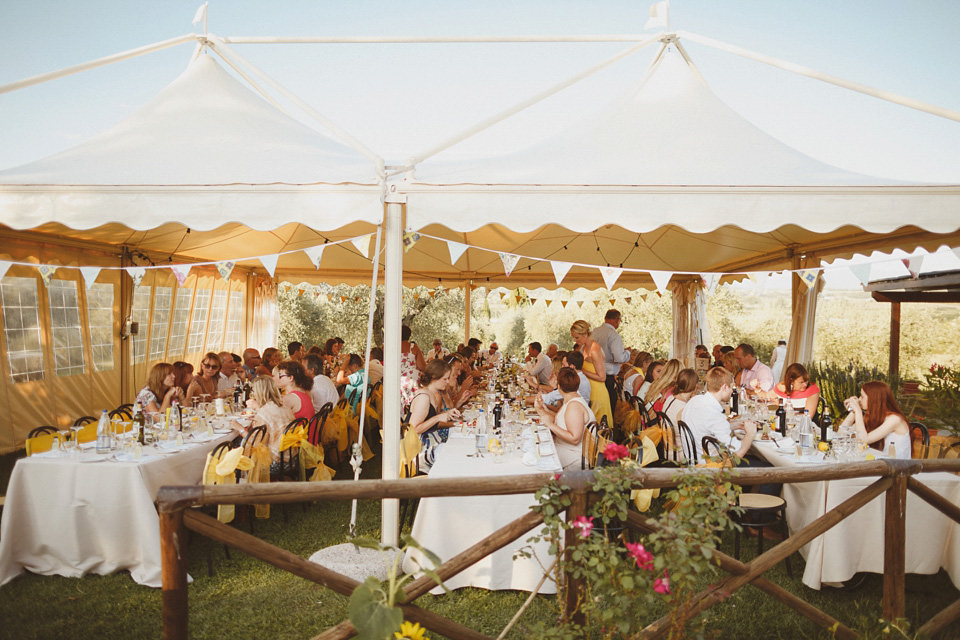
[1,451,957,639]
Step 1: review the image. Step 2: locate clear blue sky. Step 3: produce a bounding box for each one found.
[2,0,959,288]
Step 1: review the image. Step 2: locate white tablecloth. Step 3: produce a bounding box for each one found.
[402,426,561,594]
[0,434,232,588]
[752,441,960,590]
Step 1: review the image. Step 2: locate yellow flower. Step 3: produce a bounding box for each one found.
[395,620,428,640]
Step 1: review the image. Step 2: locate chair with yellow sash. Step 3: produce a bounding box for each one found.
[307,402,334,448]
[25,427,60,456]
[273,418,309,521]
[73,415,96,426]
[198,441,236,576]
[398,423,424,530]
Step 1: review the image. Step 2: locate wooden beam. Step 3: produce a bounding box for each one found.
[883,474,907,621]
[916,597,960,639]
[865,270,960,292]
[160,510,188,640]
[889,301,900,381]
[907,476,960,526]
[872,291,960,303]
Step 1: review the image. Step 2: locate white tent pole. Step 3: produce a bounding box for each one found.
[0,34,198,94]
[672,40,705,84]
[204,35,385,170]
[677,30,960,124]
[207,46,295,115]
[220,34,665,44]
[348,222,383,538]
[381,193,405,546]
[404,32,665,167]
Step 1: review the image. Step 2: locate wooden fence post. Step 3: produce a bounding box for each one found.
[883,472,907,621]
[564,486,588,627]
[160,509,188,640]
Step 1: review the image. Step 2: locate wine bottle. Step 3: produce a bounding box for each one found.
[776,398,786,435]
[133,401,146,445]
[819,406,832,443]
[730,385,739,415]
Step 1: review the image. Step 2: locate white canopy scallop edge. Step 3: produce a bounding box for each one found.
[0,54,384,232]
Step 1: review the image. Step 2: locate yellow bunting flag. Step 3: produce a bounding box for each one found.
[38,264,59,286]
[215,260,235,282]
[561,300,568,308]
[609,298,616,306]
[403,232,421,252]
[429,291,436,298]
[577,300,584,308]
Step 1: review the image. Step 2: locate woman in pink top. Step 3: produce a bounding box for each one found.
[274,360,315,421]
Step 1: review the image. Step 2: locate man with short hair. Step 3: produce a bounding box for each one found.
[545,343,559,360]
[427,339,449,361]
[590,309,631,410]
[482,342,501,367]
[242,348,261,379]
[368,347,384,386]
[712,344,724,367]
[541,350,591,407]
[525,342,552,386]
[217,351,239,392]
[288,341,306,363]
[304,354,339,410]
[683,367,756,459]
[735,343,774,392]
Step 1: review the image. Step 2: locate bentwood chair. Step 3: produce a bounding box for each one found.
[25,427,60,456]
[909,422,930,458]
[307,402,334,447]
[73,415,96,426]
[676,420,698,466]
[701,435,729,461]
[199,441,234,577]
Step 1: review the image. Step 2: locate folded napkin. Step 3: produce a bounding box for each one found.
[775,437,796,450]
[521,450,538,466]
[538,441,553,456]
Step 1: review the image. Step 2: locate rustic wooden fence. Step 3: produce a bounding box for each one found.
[157,458,960,639]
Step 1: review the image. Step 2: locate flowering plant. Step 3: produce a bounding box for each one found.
[917,363,960,434]
[527,449,741,639]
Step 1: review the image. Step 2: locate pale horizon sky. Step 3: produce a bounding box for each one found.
[1,0,959,290]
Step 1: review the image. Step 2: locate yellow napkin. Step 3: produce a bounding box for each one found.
[631,436,661,512]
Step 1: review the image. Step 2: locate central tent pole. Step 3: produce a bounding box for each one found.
[464,282,471,345]
[381,194,404,545]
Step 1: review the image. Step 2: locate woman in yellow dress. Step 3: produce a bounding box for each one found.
[570,320,613,428]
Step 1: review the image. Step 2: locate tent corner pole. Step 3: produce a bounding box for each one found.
[381,196,405,546]
[464,281,472,344]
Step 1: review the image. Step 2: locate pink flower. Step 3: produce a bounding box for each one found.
[625,542,654,570]
[554,473,562,481]
[603,442,630,462]
[653,570,671,595]
[571,515,594,538]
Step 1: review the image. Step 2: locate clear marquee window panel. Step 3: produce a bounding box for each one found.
[86,282,115,372]
[130,286,152,365]
[187,288,211,353]
[205,290,228,353]
[167,288,193,359]
[225,291,244,352]
[1,276,44,382]
[150,286,173,360]
[47,279,86,376]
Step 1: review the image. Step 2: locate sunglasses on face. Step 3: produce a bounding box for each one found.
[203,363,219,369]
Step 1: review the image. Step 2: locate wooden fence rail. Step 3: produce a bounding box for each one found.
[157,458,960,639]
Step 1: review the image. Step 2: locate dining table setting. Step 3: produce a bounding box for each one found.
[0,407,243,588]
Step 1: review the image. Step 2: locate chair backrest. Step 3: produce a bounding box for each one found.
[109,406,132,421]
[399,424,422,478]
[307,402,334,446]
[371,379,383,393]
[25,431,59,456]
[701,435,728,460]
[909,421,930,459]
[276,418,308,477]
[656,410,677,461]
[581,420,602,469]
[629,394,644,413]
[73,415,96,427]
[243,425,267,454]
[676,420,698,465]
[944,439,960,459]
[27,426,59,439]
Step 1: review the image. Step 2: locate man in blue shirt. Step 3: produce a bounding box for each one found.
[541,351,591,408]
[589,309,631,410]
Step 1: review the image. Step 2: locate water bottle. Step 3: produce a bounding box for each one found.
[798,410,815,451]
[171,400,182,431]
[477,409,487,435]
[96,409,111,454]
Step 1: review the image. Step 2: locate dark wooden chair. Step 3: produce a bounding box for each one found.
[910,421,930,458]
[27,426,59,439]
[109,407,132,421]
[73,415,97,426]
[701,435,729,460]
[307,403,334,447]
[676,420,698,465]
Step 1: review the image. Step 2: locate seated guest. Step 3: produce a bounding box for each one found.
[661,368,699,463]
[541,350,591,408]
[231,375,294,468]
[257,347,280,376]
[307,345,324,356]
[757,363,821,416]
[137,362,183,413]
[442,353,476,409]
[274,360,315,421]
[483,342,502,367]
[735,343,774,392]
[712,344,724,368]
[683,367,757,460]
[367,347,384,386]
[524,342,552,386]
[721,351,742,387]
[644,358,682,412]
[304,354,339,410]
[287,341,306,363]
[172,361,194,396]
[426,339,449,361]
[335,354,366,411]
[840,381,911,458]
[241,348,261,378]
[409,360,462,465]
[534,368,597,470]
[186,352,221,404]
[217,350,240,392]
[636,360,664,400]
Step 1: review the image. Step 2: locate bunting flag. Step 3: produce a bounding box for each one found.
[848,263,872,286]
[529,298,537,306]
[297,288,305,297]
[624,297,632,304]
[446,241,469,265]
[170,264,191,286]
[954,247,960,262]
[797,269,820,289]
[577,300,584,308]
[341,296,348,302]
[79,267,102,289]
[351,234,373,258]
[609,298,616,306]
[515,295,522,304]
[499,252,520,277]
[649,270,673,294]
[413,294,420,300]
[593,300,601,307]
[259,254,279,278]
[354,297,361,302]
[403,232,421,253]
[0,261,10,281]
[902,256,924,278]
[124,266,145,288]
[303,245,325,269]
[429,291,436,298]
[748,272,766,294]
[645,0,669,29]
[551,261,573,286]
[599,266,623,290]
[215,260,235,282]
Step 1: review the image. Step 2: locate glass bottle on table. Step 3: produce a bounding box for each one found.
[134,401,146,445]
[798,409,815,451]
[775,398,786,435]
[96,409,111,454]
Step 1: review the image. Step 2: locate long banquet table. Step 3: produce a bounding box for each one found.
[402,423,561,594]
[0,433,232,588]
[751,439,960,590]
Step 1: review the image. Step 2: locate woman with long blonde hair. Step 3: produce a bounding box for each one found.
[231,375,294,465]
[570,320,613,427]
[644,358,682,412]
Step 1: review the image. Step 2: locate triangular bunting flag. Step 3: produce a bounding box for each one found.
[748,272,767,294]
[403,232,421,253]
[848,263,872,286]
[0,260,11,281]
[297,288,305,297]
[38,265,58,286]
[529,298,537,306]
[593,300,600,307]
[79,267,102,289]
[649,270,673,294]
[953,247,960,262]
[797,269,820,289]
[599,266,623,290]
[303,246,325,269]
[429,291,436,298]
[624,297,632,304]
[258,254,279,278]
[124,266,145,288]
[577,300,584,308]
[341,296,348,302]
[413,294,420,300]
[609,298,616,306]
[170,264,191,286]
[561,300,568,308]
[551,261,573,286]
[515,295,522,304]
[354,297,361,302]
[447,241,469,265]
[351,234,373,258]
[215,261,235,282]
[902,256,924,278]
[499,252,520,277]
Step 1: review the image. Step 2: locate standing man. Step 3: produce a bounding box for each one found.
[735,343,775,392]
[590,309,631,410]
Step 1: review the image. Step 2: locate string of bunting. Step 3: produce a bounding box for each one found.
[404,231,960,294]
[0,234,376,291]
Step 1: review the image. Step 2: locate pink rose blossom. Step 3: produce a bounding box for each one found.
[653,570,671,595]
[603,442,630,462]
[625,542,654,570]
[571,515,594,538]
